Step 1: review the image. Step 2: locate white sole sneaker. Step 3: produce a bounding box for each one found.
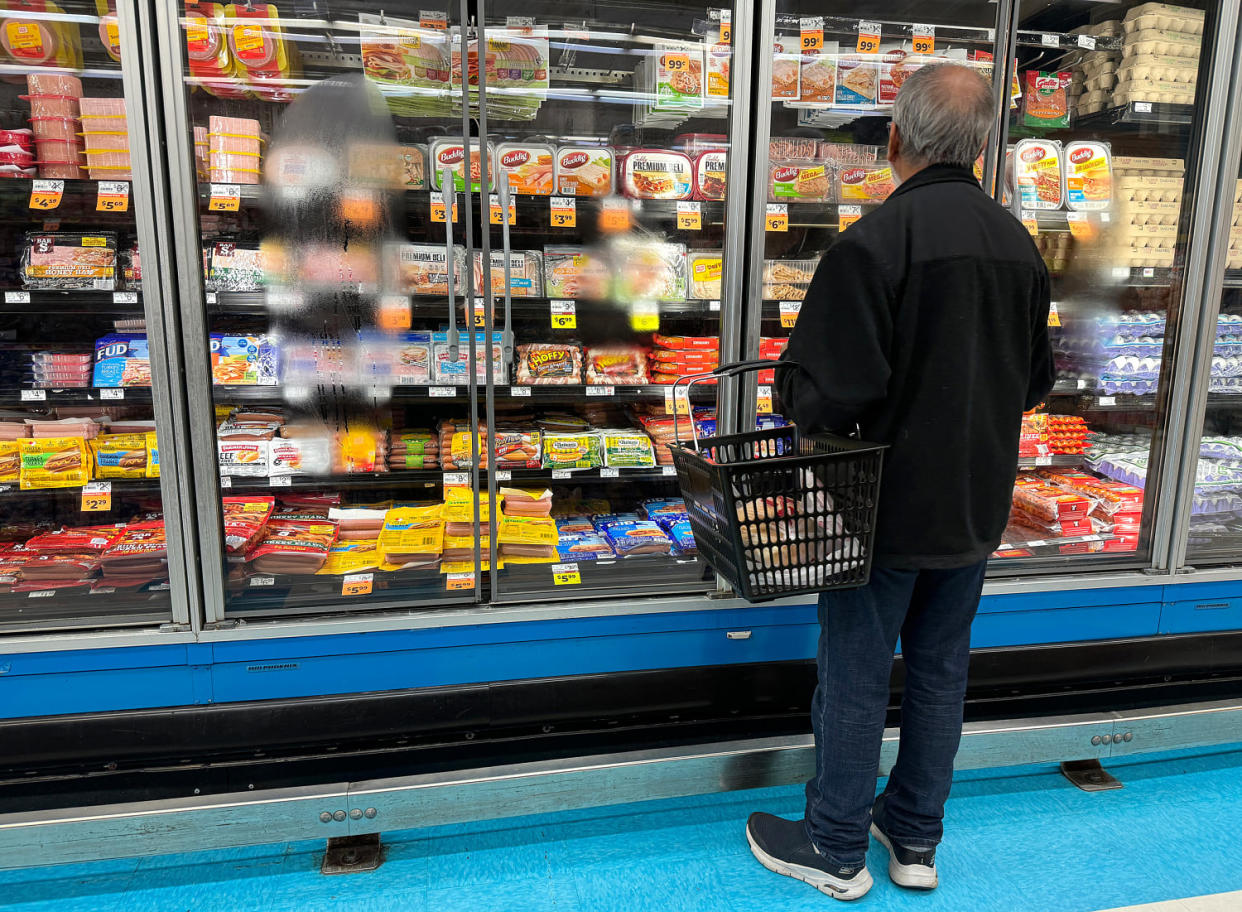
[869,823,939,890]
[746,824,874,900]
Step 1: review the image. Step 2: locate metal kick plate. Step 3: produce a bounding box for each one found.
[1060,759,1123,792]
[321,834,383,875]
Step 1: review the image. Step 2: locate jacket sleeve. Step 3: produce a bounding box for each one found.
[776,236,894,433]
[1024,260,1056,411]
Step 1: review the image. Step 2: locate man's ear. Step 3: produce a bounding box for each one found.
[886,123,901,162]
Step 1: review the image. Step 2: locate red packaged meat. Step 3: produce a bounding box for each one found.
[223,495,276,554]
[516,343,582,385]
[245,513,338,575]
[1012,481,1090,521]
[652,333,719,352]
[101,521,167,581]
[585,345,649,385]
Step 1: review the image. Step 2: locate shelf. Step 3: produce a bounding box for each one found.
[0,387,151,407]
[0,479,161,497]
[1016,455,1087,470]
[993,531,1126,555]
[219,466,681,491]
[1,289,143,314]
[209,291,725,317]
[214,383,717,403]
[1074,102,1193,129]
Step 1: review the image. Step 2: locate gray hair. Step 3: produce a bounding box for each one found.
[892,63,993,168]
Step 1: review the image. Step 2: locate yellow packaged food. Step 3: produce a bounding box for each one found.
[377,504,443,570]
[497,514,558,546]
[440,559,496,574]
[0,441,18,484]
[500,552,560,565]
[19,437,91,490]
[91,433,148,479]
[442,487,492,523]
[541,433,601,469]
[318,538,381,575]
[146,432,161,478]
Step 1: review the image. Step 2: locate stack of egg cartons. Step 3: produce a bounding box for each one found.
[1069,19,1122,120]
[206,116,262,184]
[79,98,131,181]
[1113,3,1203,108]
[26,73,83,179]
[1113,156,1184,269]
[1228,180,1242,271]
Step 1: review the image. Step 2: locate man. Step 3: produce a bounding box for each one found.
[746,63,1055,901]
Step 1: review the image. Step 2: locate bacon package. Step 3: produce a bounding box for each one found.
[516,342,582,385]
[245,512,338,574]
[585,345,649,385]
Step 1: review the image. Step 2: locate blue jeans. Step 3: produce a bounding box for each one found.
[804,560,986,866]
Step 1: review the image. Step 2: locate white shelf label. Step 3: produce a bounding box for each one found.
[510,386,532,397]
[1041,33,1059,47]
[20,389,45,401]
[113,291,138,304]
[709,299,720,312]
[219,476,232,488]
[206,291,218,304]
[600,467,619,478]
[1134,101,1153,113]
[28,590,55,598]
[586,385,614,396]
[1077,378,1090,390]
[1112,267,1132,279]
[429,386,456,397]
[1035,455,1053,466]
[250,576,275,587]
[100,387,124,400]
[1098,396,1116,406]
[1142,267,1155,278]
[5,291,30,304]
[551,469,572,479]
[269,475,292,487]
[663,465,677,476]
[495,469,512,481]
[1076,34,1096,49]
[443,472,469,487]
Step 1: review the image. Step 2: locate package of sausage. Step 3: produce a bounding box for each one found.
[556,532,615,561]
[598,519,672,556]
[516,342,582,385]
[18,437,91,490]
[542,432,601,469]
[585,345,649,385]
[245,514,338,574]
[222,495,275,554]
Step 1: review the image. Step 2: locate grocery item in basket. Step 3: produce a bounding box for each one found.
[17,437,90,490]
[585,345,648,385]
[516,343,582,385]
[22,232,116,291]
[1024,71,1071,128]
[495,142,554,195]
[543,246,609,299]
[601,431,656,468]
[473,250,543,297]
[770,161,833,202]
[429,137,494,192]
[620,150,693,200]
[542,432,601,470]
[555,146,613,196]
[836,55,879,106]
[92,333,150,387]
[837,163,895,202]
[694,150,727,200]
[1064,141,1112,210]
[386,243,466,295]
[771,37,801,99]
[1014,139,1063,210]
[222,495,275,553]
[688,251,723,299]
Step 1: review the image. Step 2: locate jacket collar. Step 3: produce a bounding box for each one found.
[887,163,982,201]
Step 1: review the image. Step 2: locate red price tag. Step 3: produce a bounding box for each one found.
[856,20,881,54]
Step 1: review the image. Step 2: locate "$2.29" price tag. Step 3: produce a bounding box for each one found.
[81,481,112,512]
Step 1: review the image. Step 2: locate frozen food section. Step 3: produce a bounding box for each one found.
[0,0,181,633]
[167,0,745,620]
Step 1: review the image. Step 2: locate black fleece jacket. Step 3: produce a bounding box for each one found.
[778,164,1055,569]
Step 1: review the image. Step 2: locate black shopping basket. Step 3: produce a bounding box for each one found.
[668,360,887,603]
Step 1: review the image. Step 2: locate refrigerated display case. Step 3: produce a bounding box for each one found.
[0,0,191,634]
[161,0,751,622]
[741,0,1227,575]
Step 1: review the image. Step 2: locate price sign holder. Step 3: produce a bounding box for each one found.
[342,573,373,596]
[550,196,576,228]
[665,386,692,415]
[208,183,241,212]
[489,193,516,225]
[552,562,581,585]
[778,301,801,328]
[600,199,631,232]
[838,204,861,232]
[1021,210,1039,236]
[757,385,773,415]
[430,191,458,223]
[100,387,125,400]
[81,481,112,512]
[96,181,129,212]
[1047,302,1060,328]
[379,296,412,330]
[551,299,577,329]
[800,16,823,51]
[718,8,731,44]
[446,571,475,591]
[765,203,788,232]
[631,307,659,332]
[676,200,702,231]
[912,24,934,55]
[856,20,881,54]
[29,179,64,210]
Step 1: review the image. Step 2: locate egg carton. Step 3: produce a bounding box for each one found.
[1079,55,1120,80]
[1083,73,1117,93]
[1115,54,1199,83]
[1123,2,1205,36]
[1083,19,1123,39]
[1113,156,1184,173]
[1122,30,1204,59]
[1125,250,1176,267]
[1114,84,1197,105]
[1117,200,1182,226]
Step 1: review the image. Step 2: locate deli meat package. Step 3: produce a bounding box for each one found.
[22,232,118,290]
[556,146,613,197]
[245,512,339,574]
[620,149,693,200]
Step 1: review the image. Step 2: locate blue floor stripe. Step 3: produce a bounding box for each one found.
[6,744,1242,912]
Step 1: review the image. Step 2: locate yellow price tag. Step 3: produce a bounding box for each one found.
[677,201,702,231]
[489,194,516,225]
[600,200,631,233]
[765,203,788,232]
[550,196,576,227]
[430,192,457,223]
[665,386,692,415]
[857,20,881,54]
[662,52,690,71]
[378,296,411,330]
[341,190,379,226]
[912,24,935,55]
[718,11,731,45]
[1067,212,1096,242]
[631,311,659,332]
[800,17,823,51]
[1047,302,1061,328]
[1021,212,1039,236]
[838,204,861,233]
[341,573,373,596]
[552,563,581,585]
[446,571,475,590]
[29,180,63,211]
[551,300,576,329]
[80,482,111,513]
[779,301,801,328]
[473,302,487,328]
[208,183,241,212]
[757,385,773,415]
[96,181,129,213]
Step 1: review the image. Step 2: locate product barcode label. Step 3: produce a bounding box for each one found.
[600,467,619,478]
[250,576,275,587]
[551,469,572,479]
[100,388,124,400]
[269,475,291,487]
[586,385,614,397]
[495,469,512,481]
[663,465,677,476]
[510,386,531,397]
[1098,396,1116,406]
[429,386,456,397]
[5,291,30,304]
[28,590,55,598]
[20,389,45,401]
[113,291,138,304]
[1134,101,1153,113]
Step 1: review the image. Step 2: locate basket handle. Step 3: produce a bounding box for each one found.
[672,359,798,451]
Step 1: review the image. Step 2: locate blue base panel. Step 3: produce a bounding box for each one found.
[0,580,1236,719]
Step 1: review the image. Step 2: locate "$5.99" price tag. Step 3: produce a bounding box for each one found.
[551,562,581,585]
[341,572,373,596]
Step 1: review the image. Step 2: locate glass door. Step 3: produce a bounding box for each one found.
[0,0,184,633]
[165,0,490,620]
[473,0,745,602]
[991,0,1218,569]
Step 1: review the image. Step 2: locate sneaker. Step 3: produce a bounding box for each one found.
[746,812,873,901]
[869,820,938,890]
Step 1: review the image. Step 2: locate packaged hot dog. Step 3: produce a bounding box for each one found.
[585,345,648,385]
[620,149,693,200]
[90,433,148,479]
[556,146,613,197]
[497,514,558,546]
[653,333,719,351]
[598,519,672,557]
[378,504,443,569]
[542,432,601,470]
[245,514,338,575]
[556,533,615,561]
[601,431,656,468]
[222,495,274,554]
[18,437,90,489]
